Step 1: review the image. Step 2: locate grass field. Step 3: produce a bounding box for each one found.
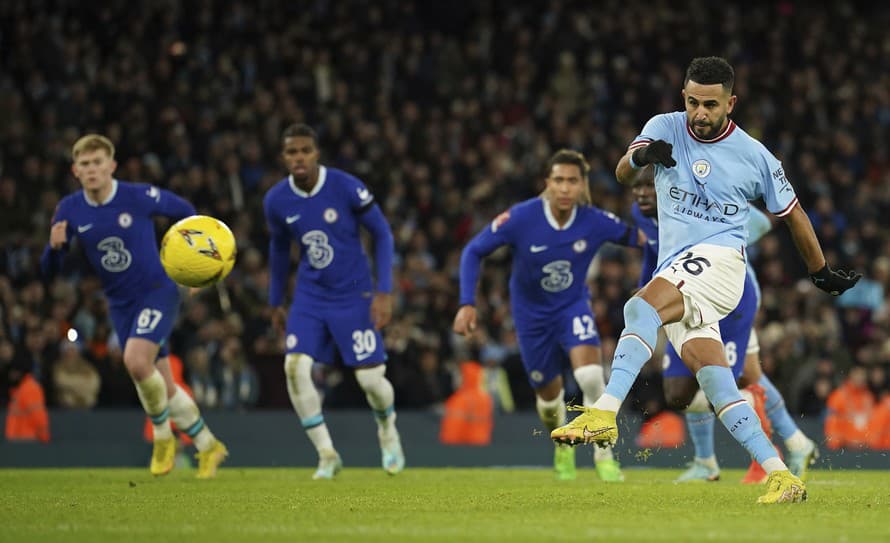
[1,467,888,543]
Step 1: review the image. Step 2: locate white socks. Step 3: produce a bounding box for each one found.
[574,365,615,462]
[285,354,334,454]
[355,365,398,443]
[536,390,566,431]
[168,385,216,451]
[135,369,172,441]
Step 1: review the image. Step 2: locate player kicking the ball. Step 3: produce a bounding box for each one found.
[42,134,228,478]
[264,124,403,479]
[551,57,859,503]
[455,149,644,482]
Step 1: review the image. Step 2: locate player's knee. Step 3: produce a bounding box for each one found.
[664,379,700,411]
[123,353,154,380]
[355,364,387,391]
[622,297,660,347]
[284,353,314,388]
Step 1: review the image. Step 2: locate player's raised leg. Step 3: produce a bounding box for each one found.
[355,364,404,475]
[157,357,227,479]
[124,338,175,476]
[285,353,341,479]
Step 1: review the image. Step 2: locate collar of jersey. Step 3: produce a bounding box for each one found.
[685,119,736,143]
[542,197,576,230]
[289,166,327,198]
[83,179,119,206]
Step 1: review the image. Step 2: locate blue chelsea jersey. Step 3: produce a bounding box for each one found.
[460,198,635,324]
[264,166,379,301]
[49,180,195,306]
[629,112,797,273]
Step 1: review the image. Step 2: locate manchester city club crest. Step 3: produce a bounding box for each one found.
[692,159,711,179]
[324,208,338,223]
[118,212,132,228]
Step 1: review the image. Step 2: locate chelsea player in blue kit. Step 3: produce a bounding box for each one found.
[454,150,644,482]
[42,135,228,478]
[264,124,403,480]
[632,168,818,483]
[552,57,860,503]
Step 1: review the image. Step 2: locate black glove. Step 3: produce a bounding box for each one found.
[810,264,862,296]
[632,140,676,168]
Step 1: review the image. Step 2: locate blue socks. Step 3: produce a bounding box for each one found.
[685,412,716,459]
[759,374,798,441]
[603,297,662,403]
[697,366,778,466]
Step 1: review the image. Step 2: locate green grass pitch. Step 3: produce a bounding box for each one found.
[2,468,888,542]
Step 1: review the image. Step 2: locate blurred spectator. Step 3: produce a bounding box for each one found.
[217,337,259,410]
[4,345,50,443]
[52,342,101,408]
[824,365,875,450]
[440,361,493,446]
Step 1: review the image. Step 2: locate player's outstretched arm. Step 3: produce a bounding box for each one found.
[616,141,676,185]
[782,203,861,296]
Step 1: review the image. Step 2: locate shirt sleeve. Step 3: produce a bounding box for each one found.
[263,192,292,307]
[345,176,377,214]
[40,201,74,280]
[357,204,395,293]
[143,185,197,221]
[756,146,798,217]
[459,209,514,306]
[628,113,674,152]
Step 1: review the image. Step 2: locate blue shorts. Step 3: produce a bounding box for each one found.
[109,281,180,359]
[662,272,757,380]
[286,293,386,367]
[515,299,601,389]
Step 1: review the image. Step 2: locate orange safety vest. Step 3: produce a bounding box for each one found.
[866,395,890,450]
[5,374,50,443]
[440,361,493,446]
[825,382,875,449]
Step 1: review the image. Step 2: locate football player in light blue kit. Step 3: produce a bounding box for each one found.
[264,124,403,480]
[552,57,860,503]
[454,150,644,482]
[632,167,818,483]
[41,134,228,478]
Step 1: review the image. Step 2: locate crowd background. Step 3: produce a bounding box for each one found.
[1,1,888,442]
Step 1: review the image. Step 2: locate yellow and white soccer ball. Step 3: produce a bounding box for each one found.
[160,215,237,288]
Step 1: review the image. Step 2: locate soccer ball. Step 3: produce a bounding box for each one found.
[160,215,237,287]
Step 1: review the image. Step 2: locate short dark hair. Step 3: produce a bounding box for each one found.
[281,123,318,145]
[545,149,590,178]
[685,57,734,91]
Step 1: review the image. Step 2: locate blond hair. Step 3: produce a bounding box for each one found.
[72,134,115,160]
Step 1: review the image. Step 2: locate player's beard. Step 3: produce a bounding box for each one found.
[690,115,726,140]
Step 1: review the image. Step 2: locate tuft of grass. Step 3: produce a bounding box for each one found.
[1,468,889,543]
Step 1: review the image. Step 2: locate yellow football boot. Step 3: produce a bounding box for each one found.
[195,440,229,479]
[756,470,807,504]
[150,437,176,476]
[550,406,618,447]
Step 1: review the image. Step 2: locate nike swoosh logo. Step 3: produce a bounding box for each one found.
[582,426,615,439]
[530,245,547,253]
[356,352,374,362]
[78,224,94,233]
[286,214,301,224]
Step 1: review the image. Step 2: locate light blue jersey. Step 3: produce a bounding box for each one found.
[629,112,797,273]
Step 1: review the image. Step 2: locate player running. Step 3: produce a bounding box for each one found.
[41,134,228,478]
[264,124,403,480]
[631,167,819,483]
[551,57,860,503]
[454,149,644,482]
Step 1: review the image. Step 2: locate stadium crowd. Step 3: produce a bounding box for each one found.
[1,1,888,442]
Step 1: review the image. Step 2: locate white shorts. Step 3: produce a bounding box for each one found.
[654,244,746,350]
[747,329,760,355]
